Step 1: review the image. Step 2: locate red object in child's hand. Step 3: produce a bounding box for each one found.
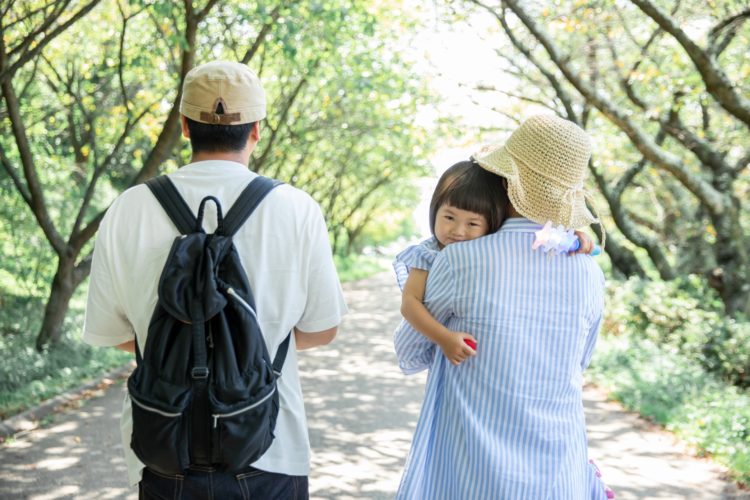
[464,339,477,350]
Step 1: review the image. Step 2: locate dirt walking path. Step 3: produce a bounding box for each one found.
[1,272,747,499]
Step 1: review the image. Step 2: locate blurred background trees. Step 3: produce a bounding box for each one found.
[454,0,749,317]
[0,0,431,350]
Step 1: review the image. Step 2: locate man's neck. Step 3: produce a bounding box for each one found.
[191,150,250,166]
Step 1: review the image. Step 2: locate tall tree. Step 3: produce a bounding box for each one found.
[0,0,431,349]
[464,0,750,315]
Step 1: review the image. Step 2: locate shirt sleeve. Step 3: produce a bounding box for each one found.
[393,249,456,374]
[393,238,440,291]
[295,203,348,333]
[82,204,136,346]
[581,269,606,371]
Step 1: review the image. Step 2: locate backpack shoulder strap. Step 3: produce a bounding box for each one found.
[221,176,282,237]
[272,333,292,376]
[146,176,196,234]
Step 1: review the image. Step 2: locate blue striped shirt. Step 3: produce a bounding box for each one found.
[393,218,608,500]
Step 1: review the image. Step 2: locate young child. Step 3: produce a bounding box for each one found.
[395,160,595,366]
[393,161,508,365]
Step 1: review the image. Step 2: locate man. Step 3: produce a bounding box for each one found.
[394,115,611,499]
[83,60,348,499]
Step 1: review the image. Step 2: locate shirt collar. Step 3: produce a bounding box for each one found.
[180,159,250,173]
[498,217,543,234]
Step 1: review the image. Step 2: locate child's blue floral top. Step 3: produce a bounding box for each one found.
[393,237,441,291]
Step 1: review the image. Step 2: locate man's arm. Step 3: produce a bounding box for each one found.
[116,340,136,353]
[294,326,337,350]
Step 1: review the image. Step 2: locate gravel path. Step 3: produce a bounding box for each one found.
[1,272,747,499]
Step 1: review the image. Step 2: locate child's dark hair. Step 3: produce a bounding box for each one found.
[429,160,510,235]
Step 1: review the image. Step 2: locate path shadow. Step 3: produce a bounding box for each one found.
[301,272,424,499]
[0,383,135,499]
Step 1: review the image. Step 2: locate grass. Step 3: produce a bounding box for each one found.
[588,333,750,485]
[0,332,132,420]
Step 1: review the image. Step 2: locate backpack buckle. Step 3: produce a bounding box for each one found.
[191,367,209,379]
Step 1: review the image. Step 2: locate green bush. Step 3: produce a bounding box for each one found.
[589,334,750,485]
[604,276,749,388]
[0,332,131,419]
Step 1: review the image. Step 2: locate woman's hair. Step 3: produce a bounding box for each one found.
[428,160,510,235]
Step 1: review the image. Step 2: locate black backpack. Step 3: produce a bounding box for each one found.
[127,175,289,475]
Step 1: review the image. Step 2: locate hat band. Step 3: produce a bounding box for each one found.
[199,111,242,124]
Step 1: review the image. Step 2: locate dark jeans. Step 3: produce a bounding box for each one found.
[138,466,309,500]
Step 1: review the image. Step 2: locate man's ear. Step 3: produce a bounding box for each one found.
[181,115,190,138]
[250,121,261,142]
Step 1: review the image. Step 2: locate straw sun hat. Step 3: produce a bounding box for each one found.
[472,115,601,234]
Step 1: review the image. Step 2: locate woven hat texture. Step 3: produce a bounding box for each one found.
[180,61,265,125]
[473,114,598,230]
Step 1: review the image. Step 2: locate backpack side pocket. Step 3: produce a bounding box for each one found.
[130,393,190,475]
[210,383,279,471]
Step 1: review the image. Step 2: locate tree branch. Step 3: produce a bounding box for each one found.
[1,77,66,254]
[251,65,316,173]
[0,141,32,204]
[489,3,578,121]
[589,158,675,279]
[241,4,282,64]
[0,0,101,85]
[708,8,750,56]
[494,0,728,217]
[630,0,750,129]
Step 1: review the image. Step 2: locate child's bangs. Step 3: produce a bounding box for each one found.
[445,191,493,219]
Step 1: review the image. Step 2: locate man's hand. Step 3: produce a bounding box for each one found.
[438,331,477,366]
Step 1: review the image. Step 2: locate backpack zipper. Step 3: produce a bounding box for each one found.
[211,386,276,428]
[130,394,182,418]
[207,321,214,349]
[226,287,259,323]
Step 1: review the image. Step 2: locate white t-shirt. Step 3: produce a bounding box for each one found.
[83,160,348,486]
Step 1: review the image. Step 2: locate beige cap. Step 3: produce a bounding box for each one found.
[473,114,601,233]
[180,61,266,125]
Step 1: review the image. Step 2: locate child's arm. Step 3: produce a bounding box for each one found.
[401,269,477,365]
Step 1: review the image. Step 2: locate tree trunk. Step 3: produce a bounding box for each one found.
[592,228,646,279]
[710,206,750,316]
[35,258,76,350]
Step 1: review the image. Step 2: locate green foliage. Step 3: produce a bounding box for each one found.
[0,332,131,419]
[594,275,750,483]
[588,334,750,485]
[333,253,391,283]
[604,276,750,387]
[1,0,434,349]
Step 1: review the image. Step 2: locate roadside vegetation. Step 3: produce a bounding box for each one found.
[589,278,750,485]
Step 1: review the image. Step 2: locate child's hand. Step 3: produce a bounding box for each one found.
[572,230,595,254]
[438,331,477,365]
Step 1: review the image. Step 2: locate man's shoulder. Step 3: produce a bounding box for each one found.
[101,184,154,222]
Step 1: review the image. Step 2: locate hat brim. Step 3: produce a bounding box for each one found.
[473,144,598,229]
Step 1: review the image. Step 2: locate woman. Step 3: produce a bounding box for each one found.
[393,115,613,499]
